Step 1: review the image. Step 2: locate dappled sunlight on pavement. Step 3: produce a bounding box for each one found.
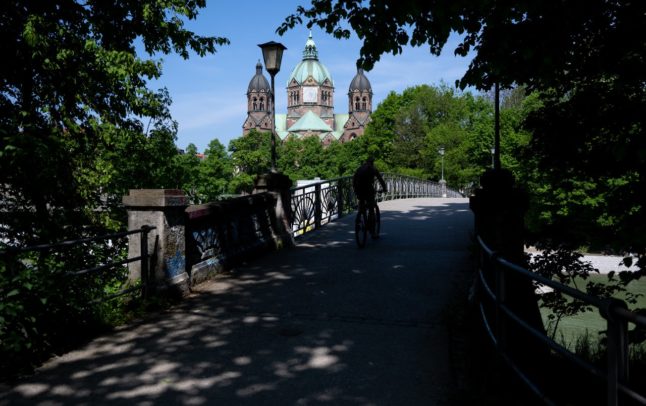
[0,198,473,406]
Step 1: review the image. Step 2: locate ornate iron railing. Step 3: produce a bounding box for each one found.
[185,193,291,284]
[476,235,646,406]
[289,174,465,237]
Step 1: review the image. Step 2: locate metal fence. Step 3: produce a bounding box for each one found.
[289,174,465,237]
[476,235,646,406]
[0,226,156,301]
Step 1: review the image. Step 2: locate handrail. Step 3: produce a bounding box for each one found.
[289,174,465,237]
[1,226,156,301]
[475,234,646,405]
[0,227,153,255]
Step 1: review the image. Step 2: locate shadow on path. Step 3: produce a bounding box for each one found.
[0,198,473,406]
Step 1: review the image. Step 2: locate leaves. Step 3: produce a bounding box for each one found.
[1,0,227,243]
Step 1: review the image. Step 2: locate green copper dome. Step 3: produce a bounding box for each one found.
[287,33,334,86]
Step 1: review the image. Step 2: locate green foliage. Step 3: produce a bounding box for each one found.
[359,84,532,190]
[229,129,272,176]
[278,136,326,180]
[197,139,232,202]
[0,0,228,243]
[280,1,644,94]
[0,239,133,376]
[0,0,227,376]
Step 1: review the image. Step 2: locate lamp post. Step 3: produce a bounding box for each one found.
[258,41,287,171]
[493,82,501,171]
[438,147,446,197]
[490,147,495,169]
[438,147,445,180]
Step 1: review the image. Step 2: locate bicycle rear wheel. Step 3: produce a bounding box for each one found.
[372,204,381,239]
[355,211,368,248]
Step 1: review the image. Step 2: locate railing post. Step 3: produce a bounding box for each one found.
[123,189,190,296]
[140,225,150,299]
[336,180,344,218]
[470,169,546,380]
[314,183,322,229]
[605,299,629,406]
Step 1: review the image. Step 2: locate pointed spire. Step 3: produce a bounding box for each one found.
[255,59,263,74]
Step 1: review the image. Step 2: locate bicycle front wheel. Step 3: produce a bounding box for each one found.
[355,211,368,248]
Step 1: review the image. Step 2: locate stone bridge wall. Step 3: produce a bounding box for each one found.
[123,189,293,294]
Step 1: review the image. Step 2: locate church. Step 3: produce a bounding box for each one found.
[243,33,372,145]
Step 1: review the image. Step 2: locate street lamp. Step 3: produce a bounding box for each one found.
[438,147,445,181]
[438,147,446,197]
[258,41,287,171]
[490,147,495,169]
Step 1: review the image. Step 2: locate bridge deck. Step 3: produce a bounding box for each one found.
[1,198,473,406]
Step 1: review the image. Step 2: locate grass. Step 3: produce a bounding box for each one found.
[540,274,646,348]
[536,274,646,405]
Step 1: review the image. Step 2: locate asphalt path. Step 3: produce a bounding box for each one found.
[0,198,473,406]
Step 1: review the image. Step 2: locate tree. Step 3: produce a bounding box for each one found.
[228,129,271,194]
[280,1,644,91]
[0,0,228,243]
[228,129,272,176]
[173,144,203,202]
[278,136,326,181]
[197,139,232,202]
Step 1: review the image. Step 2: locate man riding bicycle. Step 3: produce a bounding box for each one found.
[353,157,387,238]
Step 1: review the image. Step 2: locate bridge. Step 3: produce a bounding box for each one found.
[1,173,644,405]
[0,197,473,405]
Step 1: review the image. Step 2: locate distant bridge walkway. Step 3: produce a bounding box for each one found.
[1,198,473,405]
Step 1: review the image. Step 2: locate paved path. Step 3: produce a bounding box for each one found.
[0,198,473,406]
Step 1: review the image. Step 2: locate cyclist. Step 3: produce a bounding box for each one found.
[353,157,387,238]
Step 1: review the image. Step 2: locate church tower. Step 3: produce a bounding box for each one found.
[242,61,273,134]
[285,33,335,132]
[242,34,372,145]
[342,68,373,142]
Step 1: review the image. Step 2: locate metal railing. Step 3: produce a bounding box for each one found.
[0,226,156,301]
[476,235,646,405]
[290,173,465,237]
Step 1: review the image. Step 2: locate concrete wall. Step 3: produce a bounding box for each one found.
[123,188,293,295]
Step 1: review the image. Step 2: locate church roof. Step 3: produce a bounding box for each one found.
[334,114,349,131]
[287,33,334,86]
[287,110,333,132]
[276,113,352,142]
[248,61,271,93]
[275,114,289,140]
[349,68,371,92]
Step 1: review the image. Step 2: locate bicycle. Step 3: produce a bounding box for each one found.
[355,193,381,248]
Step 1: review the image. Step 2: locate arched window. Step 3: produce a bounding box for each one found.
[361,96,367,110]
[252,97,257,110]
[259,97,264,111]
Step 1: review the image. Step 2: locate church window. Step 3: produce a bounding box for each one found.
[361,96,367,110]
[252,97,257,110]
[260,97,264,110]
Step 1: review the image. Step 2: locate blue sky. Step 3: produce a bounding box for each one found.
[151,1,475,152]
